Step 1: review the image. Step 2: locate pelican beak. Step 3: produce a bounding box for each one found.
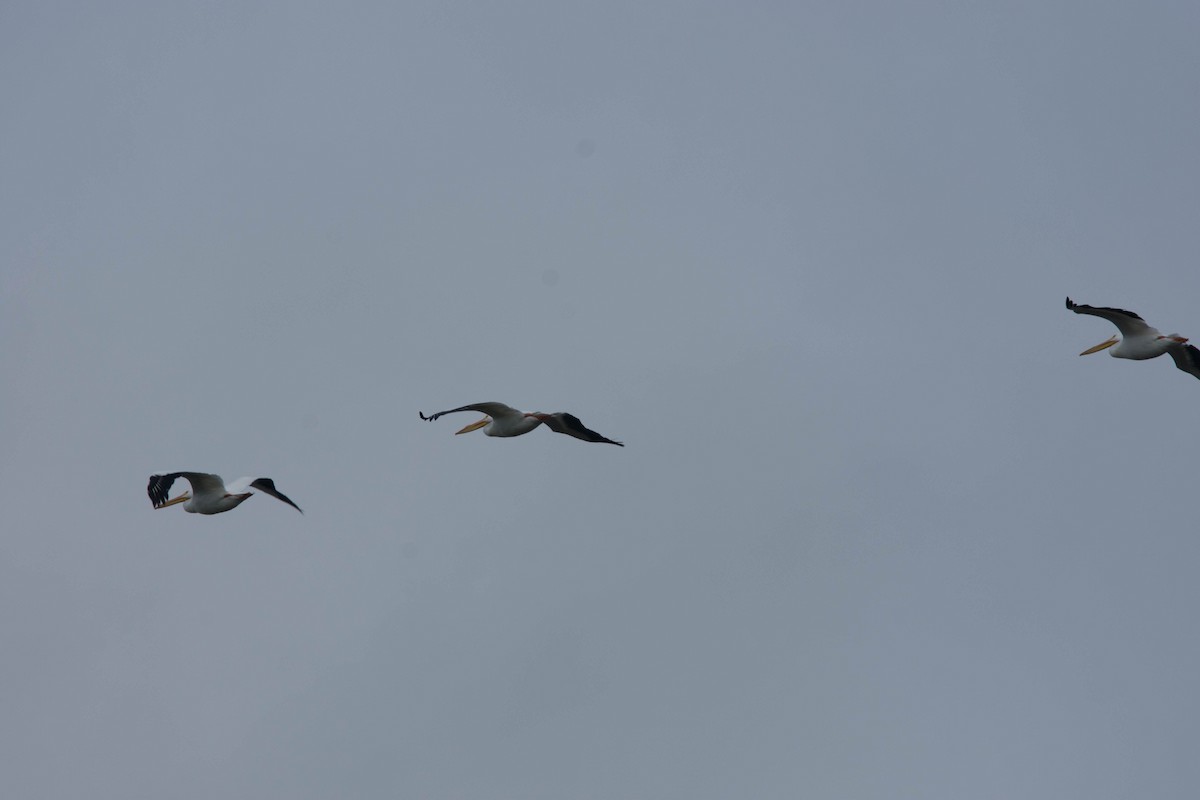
[455,417,491,435]
[156,493,190,508]
[1080,335,1119,356]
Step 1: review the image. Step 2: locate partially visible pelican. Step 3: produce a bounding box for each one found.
[148,472,303,514]
[420,402,624,446]
[1067,297,1200,381]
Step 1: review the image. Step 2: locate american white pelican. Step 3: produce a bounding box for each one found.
[1067,297,1200,380]
[147,472,303,515]
[419,402,624,446]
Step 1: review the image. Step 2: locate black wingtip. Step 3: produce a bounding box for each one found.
[146,473,178,508]
[249,477,303,513]
[419,411,431,421]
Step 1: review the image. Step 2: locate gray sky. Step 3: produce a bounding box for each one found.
[4,1,1200,797]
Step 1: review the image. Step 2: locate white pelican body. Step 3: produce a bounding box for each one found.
[420,402,623,446]
[1067,297,1200,380]
[148,472,303,515]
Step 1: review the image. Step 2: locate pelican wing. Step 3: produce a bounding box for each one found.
[420,402,523,422]
[1065,297,1158,338]
[147,471,225,508]
[542,412,624,446]
[248,477,304,513]
[1167,342,1200,380]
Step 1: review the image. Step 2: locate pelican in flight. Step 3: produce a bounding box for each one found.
[419,402,624,446]
[1067,297,1200,381]
[147,472,303,515]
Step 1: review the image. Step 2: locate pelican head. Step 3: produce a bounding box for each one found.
[1080,335,1120,356]
[455,417,491,435]
[156,492,191,509]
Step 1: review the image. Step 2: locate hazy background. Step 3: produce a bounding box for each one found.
[4,2,1200,797]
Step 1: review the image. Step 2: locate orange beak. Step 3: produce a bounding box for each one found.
[1079,335,1119,356]
[455,417,491,435]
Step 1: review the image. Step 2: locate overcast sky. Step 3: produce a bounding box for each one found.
[4,2,1200,797]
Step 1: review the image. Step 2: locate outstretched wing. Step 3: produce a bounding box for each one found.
[147,471,225,508]
[542,412,624,446]
[248,477,304,513]
[419,402,522,422]
[1065,297,1158,338]
[1167,342,1200,381]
